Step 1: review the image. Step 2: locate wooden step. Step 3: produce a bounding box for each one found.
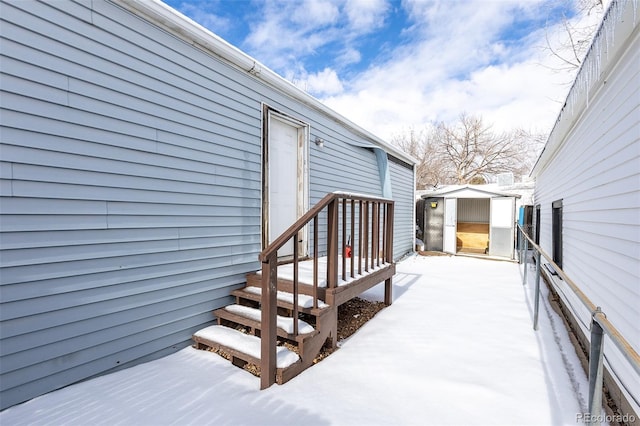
[246,272,327,300]
[193,325,301,384]
[214,304,318,342]
[233,286,330,316]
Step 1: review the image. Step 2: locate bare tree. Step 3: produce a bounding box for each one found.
[391,127,449,189]
[392,114,545,187]
[544,0,604,73]
[437,114,533,184]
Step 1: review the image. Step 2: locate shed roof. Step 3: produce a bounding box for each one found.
[116,0,416,165]
[420,185,521,199]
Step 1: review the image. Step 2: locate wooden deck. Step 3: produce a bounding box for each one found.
[192,193,395,389]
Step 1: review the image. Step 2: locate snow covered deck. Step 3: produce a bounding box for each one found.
[0,255,593,425]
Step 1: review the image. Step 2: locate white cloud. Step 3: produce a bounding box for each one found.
[344,0,389,32]
[291,0,340,27]
[335,47,362,67]
[307,68,345,95]
[175,2,232,34]
[173,0,608,144]
[320,0,603,140]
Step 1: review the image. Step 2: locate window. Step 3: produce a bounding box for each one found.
[534,204,541,245]
[552,200,563,269]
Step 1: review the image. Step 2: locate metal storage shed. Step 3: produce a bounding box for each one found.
[421,185,520,259]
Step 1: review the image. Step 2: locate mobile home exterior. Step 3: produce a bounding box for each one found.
[0,0,415,409]
[531,0,639,416]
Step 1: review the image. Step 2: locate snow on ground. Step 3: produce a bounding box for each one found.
[0,254,596,425]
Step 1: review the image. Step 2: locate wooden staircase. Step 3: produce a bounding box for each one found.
[192,192,395,388]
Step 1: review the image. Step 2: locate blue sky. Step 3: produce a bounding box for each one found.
[162,0,603,140]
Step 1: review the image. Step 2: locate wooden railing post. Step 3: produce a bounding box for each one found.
[293,233,299,336]
[327,199,339,289]
[342,198,347,282]
[313,215,318,309]
[350,199,355,279]
[384,201,394,306]
[260,253,278,389]
[358,200,363,275]
[380,203,385,265]
[363,201,369,272]
[371,202,378,267]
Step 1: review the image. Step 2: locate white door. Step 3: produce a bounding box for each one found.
[443,198,457,254]
[266,114,307,257]
[489,197,515,258]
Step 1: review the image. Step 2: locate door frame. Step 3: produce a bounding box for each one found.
[261,105,309,257]
[443,197,457,254]
[489,196,516,258]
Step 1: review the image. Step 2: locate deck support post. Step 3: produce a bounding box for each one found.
[384,202,394,306]
[260,253,278,389]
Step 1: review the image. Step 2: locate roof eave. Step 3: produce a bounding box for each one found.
[115,0,417,165]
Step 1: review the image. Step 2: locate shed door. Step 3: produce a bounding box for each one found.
[264,111,308,258]
[443,198,457,254]
[424,198,444,251]
[489,197,515,258]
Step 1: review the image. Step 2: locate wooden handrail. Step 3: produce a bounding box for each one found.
[259,192,393,262]
[260,192,394,389]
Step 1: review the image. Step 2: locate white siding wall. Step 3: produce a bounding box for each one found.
[533,8,639,410]
[0,0,414,409]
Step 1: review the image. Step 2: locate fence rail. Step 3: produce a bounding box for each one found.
[516,224,640,423]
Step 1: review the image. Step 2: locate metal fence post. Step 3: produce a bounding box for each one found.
[518,228,523,264]
[522,238,529,286]
[588,309,605,424]
[533,250,541,330]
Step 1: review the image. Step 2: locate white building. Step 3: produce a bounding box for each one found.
[531,0,639,417]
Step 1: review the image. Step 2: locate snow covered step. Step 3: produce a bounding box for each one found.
[233,286,329,315]
[193,325,299,369]
[214,304,318,341]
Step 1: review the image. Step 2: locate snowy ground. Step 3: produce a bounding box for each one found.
[0,254,597,425]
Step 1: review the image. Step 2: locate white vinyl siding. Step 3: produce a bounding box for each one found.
[532,6,639,411]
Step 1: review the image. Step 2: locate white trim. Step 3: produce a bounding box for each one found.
[265,109,310,257]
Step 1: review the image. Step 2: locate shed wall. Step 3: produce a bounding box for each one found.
[457,198,490,223]
[0,0,414,409]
